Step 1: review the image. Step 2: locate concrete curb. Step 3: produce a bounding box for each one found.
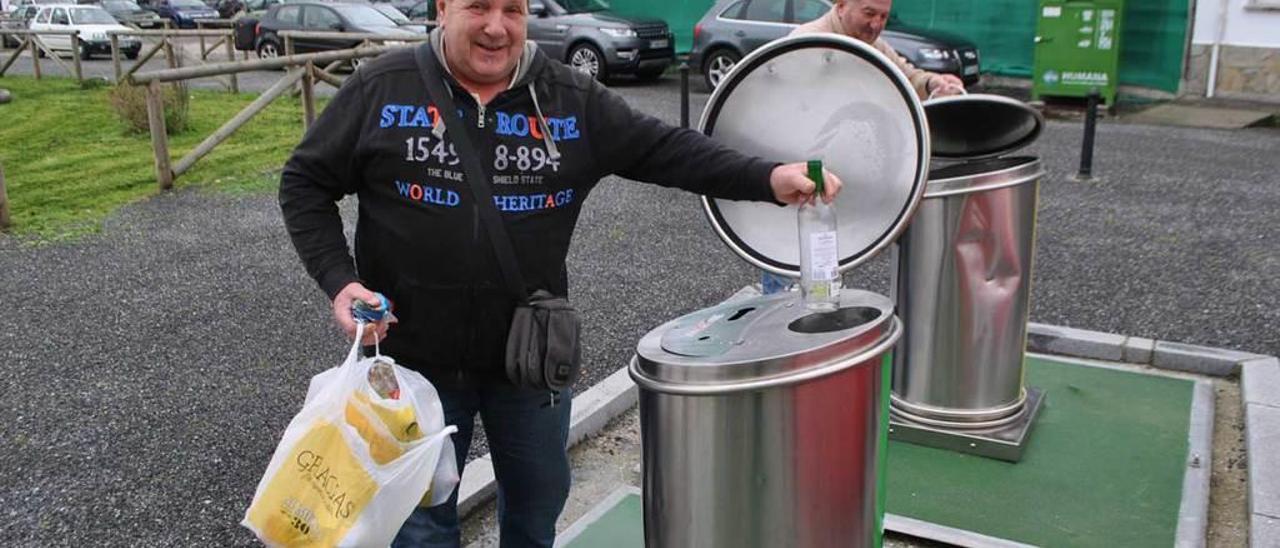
[457,367,638,519]
[1175,381,1215,548]
[1026,322,1266,377]
[1243,357,1280,547]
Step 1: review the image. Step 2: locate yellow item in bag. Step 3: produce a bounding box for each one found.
[245,421,378,546]
[344,398,406,466]
[352,390,424,443]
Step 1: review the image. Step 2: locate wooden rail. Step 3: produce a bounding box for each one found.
[0,29,84,83]
[105,28,239,90]
[136,44,403,189]
[279,30,427,84]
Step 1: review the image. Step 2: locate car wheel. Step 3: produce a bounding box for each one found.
[80,47,92,61]
[703,48,740,91]
[256,38,280,60]
[125,49,140,60]
[568,43,606,83]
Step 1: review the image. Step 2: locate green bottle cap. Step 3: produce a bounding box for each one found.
[807,160,824,195]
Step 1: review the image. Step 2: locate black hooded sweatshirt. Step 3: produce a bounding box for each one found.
[280,37,779,387]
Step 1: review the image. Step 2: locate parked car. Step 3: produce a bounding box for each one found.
[368,2,425,33]
[98,0,164,28]
[140,0,217,28]
[689,0,981,91]
[27,4,141,58]
[241,0,279,16]
[1,4,40,47]
[402,0,430,23]
[526,0,673,83]
[253,1,414,64]
[368,0,412,16]
[3,0,63,47]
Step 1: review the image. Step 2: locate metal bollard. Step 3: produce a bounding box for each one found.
[679,61,689,129]
[1077,88,1099,180]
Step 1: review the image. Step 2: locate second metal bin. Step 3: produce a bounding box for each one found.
[890,95,1047,461]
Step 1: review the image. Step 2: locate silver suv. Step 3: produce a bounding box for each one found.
[527,0,674,84]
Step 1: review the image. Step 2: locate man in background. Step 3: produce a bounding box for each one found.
[791,0,966,100]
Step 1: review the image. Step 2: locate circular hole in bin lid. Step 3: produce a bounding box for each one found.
[699,34,930,277]
[924,94,1044,160]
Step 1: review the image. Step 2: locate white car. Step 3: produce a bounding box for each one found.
[28,4,141,59]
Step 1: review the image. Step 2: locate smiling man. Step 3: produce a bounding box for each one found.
[791,0,965,99]
[278,0,841,546]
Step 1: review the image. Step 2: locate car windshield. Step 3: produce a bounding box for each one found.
[70,6,118,23]
[170,0,207,8]
[557,0,608,14]
[332,4,393,26]
[372,4,406,23]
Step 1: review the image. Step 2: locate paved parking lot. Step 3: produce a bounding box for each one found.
[1,55,1278,545]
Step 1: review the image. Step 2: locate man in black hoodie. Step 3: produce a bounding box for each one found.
[279,0,842,545]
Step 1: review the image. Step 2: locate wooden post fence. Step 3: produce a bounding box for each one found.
[223,36,238,93]
[130,45,396,189]
[70,34,82,83]
[0,29,84,83]
[29,35,39,79]
[300,62,315,131]
[107,29,239,90]
[145,80,173,190]
[169,68,302,178]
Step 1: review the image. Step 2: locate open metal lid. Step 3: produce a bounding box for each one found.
[699,34,930,278]
[923,94,1044,160]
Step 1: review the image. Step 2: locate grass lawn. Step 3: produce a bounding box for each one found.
[0,76,326,239]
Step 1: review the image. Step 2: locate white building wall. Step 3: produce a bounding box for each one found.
[1192,0,1280,48]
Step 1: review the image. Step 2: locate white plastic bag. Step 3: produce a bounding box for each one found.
[242,324,459,547]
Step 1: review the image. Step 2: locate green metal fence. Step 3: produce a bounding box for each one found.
[609,0,1190,94]
[888,0,1189,93]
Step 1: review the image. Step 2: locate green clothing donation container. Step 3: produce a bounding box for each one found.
[1031,0,1124,106]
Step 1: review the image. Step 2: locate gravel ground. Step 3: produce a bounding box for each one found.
[0,74,1277,545]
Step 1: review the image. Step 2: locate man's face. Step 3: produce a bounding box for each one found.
[436,0,527,87]
[835,0,891,44]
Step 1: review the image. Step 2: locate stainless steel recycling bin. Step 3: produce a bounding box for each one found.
[890,95,1048,460]
[630,35,931,548]
[631,291,901,547]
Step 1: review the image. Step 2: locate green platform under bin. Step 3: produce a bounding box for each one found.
[559,356,1197,547]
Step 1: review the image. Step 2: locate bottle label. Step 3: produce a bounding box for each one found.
[806,231,839,281]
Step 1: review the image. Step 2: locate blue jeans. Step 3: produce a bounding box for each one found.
[761,271,793,294]
[391,383,572,548]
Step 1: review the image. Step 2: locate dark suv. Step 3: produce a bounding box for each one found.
[690,0,981,90]
[527,0,674,83]
[253,1,416,63]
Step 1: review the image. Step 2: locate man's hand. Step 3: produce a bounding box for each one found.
[332,282,394,345]
[769,162,844,205]
[927,74,965,98]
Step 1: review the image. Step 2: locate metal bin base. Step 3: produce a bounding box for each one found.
[888,387,1045,462]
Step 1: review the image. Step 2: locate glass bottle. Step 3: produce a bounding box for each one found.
[798,160,840,312]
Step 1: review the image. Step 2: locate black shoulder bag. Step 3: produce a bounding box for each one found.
[413,45,582,391]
